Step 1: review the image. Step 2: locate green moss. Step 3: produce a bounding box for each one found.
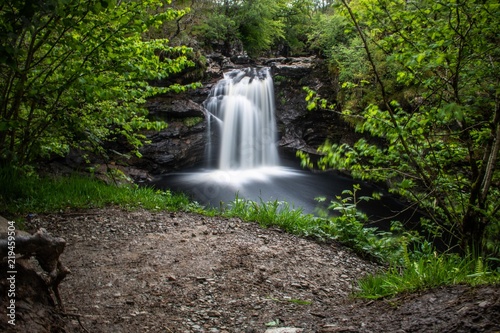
[183,117,204,127]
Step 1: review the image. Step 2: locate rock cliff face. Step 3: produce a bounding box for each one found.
[268,57,341,154]
[134,96,209,174]
[136,55,354,174]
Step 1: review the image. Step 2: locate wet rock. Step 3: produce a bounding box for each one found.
[272,57,314,78]
[231,54,252,65]
[136,118,206,173]
[271,57,344,152]
[146,98,206,118]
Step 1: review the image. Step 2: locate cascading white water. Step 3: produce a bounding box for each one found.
[204,67,279,170]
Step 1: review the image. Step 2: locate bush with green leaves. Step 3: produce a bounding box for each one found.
[0,0,199,167]
[301,0,500,258]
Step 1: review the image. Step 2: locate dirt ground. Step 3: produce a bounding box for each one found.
[2,207,500,332]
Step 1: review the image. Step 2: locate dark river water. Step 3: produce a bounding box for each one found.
[152,149,422,230]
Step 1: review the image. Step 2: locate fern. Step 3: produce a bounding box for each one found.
[475,257,484,275]
[401,238,411,269]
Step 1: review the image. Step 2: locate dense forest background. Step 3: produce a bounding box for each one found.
[1,0,499,263]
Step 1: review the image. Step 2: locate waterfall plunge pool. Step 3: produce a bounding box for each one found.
[151,149,421,229]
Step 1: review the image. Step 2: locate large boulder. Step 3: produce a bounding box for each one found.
[267,56,315,78]
[137,120,206,174]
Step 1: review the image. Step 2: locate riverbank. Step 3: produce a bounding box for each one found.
[2,207,498,332]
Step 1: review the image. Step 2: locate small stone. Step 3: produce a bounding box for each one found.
[265,328,303,333]
[208,310,221,317]
[478,301,490,308]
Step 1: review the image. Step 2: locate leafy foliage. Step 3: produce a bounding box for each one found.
[191,0,286,56]
[192,11,240,53]
[314,184,420,263]
[274,0,315,55]
[300,0,500,257]
[237,0,285,56]
[0,0,199,166]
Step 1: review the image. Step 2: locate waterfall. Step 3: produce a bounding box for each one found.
[204,67,279,170]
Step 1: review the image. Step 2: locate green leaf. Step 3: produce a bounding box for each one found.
[399,179,413,190]
[307,101,317,111]
[265,319,281,327]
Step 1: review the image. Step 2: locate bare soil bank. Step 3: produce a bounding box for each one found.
[2,208,499,332]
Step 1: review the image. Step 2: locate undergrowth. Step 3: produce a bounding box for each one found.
[0,166,201,217]
[357,253,500,299]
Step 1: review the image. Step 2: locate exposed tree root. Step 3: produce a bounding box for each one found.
[0,226,70,309]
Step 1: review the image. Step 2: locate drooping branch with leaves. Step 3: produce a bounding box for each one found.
[0,0,199,166]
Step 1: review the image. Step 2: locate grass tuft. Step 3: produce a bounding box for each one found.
[221,195,318,236]
[0,166,200,217]
[357,254,500,299]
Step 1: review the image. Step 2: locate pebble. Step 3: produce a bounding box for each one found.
[265,328,303,333]
[208,310,221,317]
[478,301,490,308]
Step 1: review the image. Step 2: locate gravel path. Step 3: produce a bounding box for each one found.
[3,207,498,333]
